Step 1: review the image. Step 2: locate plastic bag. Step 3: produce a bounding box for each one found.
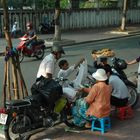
[73,60,88,89]
[31,76,63,104]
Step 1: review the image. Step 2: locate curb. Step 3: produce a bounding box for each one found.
[60,32,140,47]
[0,32,140,57]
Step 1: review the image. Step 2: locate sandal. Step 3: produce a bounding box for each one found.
[85,122,91,128]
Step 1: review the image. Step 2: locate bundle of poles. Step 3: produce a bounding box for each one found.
[2,0,28,107]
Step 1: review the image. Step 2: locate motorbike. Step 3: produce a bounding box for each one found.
[39,20,55,34]
[17,36,46,63]
[111,57,139,107]
[0,78,73,140]
[87,57,139,107]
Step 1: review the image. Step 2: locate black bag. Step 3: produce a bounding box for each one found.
[31,76,63,104]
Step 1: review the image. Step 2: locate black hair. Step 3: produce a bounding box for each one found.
[100,57,108,62]
[104,65,112,74]
[58,59,68,68]
[91,49,97,54]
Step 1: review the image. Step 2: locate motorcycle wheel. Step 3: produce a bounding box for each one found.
[127,85,139,107]
[18,50,24,63]
[35,48,45,60]
[4,114,32,140]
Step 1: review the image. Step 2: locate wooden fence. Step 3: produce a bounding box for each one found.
[0,8,140,35]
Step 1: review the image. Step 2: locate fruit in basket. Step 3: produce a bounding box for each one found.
[92,48,115,57]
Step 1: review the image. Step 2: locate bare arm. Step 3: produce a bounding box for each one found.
[29,34,37,41]
[46,73,52,79]
[74,57,85,69]
[127,59,137,65]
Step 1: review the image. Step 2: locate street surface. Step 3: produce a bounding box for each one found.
[1,35,140,96]
[0,35,140,139]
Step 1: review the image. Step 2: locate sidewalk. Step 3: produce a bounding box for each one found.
[0,25,140,56]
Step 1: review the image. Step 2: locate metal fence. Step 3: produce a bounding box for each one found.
[0,8,140,35]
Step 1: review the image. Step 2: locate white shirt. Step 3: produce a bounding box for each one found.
[37,53,56,78]
[57,65,75,87]
[109,74,128,99]
[12,24,17,32]
[57,65,75,79]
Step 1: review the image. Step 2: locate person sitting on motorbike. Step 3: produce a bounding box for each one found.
[74,69,112,128]
[37,45,65,79]
[57,58,86,102]
[57,58,85,81]
[105,66,129,108]
[24,22,37,50]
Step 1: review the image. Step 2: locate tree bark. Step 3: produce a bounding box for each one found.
[120,0,127,31]
[54,0,61,41]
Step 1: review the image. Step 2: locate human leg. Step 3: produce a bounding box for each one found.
[111,96,128,107]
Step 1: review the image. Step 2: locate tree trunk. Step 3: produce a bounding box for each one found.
[54,0,61,41]
[120,0,127,31]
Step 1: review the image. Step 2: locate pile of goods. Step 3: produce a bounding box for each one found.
[92,48,115,57]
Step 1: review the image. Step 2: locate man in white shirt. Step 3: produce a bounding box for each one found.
[37,45,65,79]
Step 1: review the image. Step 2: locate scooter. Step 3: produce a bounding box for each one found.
[17,35,46,62]
[39,20,55,34]
[111,57,139,107]
[87,57,139,107]
[0,78,73,140]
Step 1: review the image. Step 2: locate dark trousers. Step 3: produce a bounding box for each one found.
[111,96,128,107]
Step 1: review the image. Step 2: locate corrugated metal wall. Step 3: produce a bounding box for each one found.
[0,9,140,33]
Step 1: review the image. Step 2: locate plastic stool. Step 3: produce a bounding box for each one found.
[91,116,111,134]
[117,105,134,120]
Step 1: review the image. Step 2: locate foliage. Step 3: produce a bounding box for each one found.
[80,1,95,9]
[80,0,118,9]
[36,0,55,9]
[2,0,140,10]
[60,0,70,9]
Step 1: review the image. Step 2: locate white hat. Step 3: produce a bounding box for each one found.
[92,69,108,81]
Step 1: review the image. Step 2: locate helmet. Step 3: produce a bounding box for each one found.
[26,22,33,28]
[51,45,65,54]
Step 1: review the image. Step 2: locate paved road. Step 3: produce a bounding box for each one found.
[0,25,140,55]
[0,35,140,139]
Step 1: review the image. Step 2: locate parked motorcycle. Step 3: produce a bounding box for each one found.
[0,78,73,140]
[111,57,139,107]
[88,57,139,107]
[39,20,55,34]
[17,36,45,62]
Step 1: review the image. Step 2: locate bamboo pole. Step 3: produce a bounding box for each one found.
[2,0,28,104]
[2,0,19,100]
[2,61,8,107]
[16,56,28,97]
[7,59,11,100]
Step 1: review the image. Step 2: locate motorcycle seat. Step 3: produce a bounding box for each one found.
[6,99,31,107]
